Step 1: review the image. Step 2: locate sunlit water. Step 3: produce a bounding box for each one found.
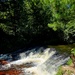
[0,47,69,75]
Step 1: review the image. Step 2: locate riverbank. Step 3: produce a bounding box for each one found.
[56,62,75,75]
[62,63,75,75]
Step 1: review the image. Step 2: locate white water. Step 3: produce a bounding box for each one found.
[0,47,69,75]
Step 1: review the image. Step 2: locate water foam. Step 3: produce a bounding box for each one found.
[0,47,69,75]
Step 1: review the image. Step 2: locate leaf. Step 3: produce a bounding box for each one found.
[71,48,75,55]
[4,16,6,19]
[48,22,59,31]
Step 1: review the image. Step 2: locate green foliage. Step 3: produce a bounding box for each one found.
[48,21,63,31]
[0,0,75,42]
[56,66,73,75]
[67,58,72,65]
[0,0,54,51]
[64,20,75,42]
[67,70,72,75]
[0,0,75,51]
[56,67,63,75]
[48,22,58,31]
[71,48,75,55]
[47,0,75,43]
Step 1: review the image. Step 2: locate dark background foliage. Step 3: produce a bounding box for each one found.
[0,0,75,53]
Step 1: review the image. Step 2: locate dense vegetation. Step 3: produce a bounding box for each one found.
[0,0,75,53]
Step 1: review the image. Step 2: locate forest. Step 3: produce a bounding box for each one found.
[0,0,75,53]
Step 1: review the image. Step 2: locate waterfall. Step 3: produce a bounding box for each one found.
[0,47,69,75]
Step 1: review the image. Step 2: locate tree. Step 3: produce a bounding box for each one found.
[0,0,55,52]
[1,0,75,52]
[47,0,75,43]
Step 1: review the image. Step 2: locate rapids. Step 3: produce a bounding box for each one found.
[0,47,69,75]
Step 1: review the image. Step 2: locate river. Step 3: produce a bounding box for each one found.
[0,46,70,75]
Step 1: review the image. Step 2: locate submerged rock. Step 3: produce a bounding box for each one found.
[0,60,22,75]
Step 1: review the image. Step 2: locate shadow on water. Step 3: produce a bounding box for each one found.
[48,43,75,54]
[0,43,75,62]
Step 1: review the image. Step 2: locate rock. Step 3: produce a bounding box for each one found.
[0,60,8,65]
[71,73,75,75]
[0,68,22,75]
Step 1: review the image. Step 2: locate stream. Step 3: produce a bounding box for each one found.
[0,47,70,75]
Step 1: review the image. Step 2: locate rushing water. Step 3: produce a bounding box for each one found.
[0,47,69,75]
